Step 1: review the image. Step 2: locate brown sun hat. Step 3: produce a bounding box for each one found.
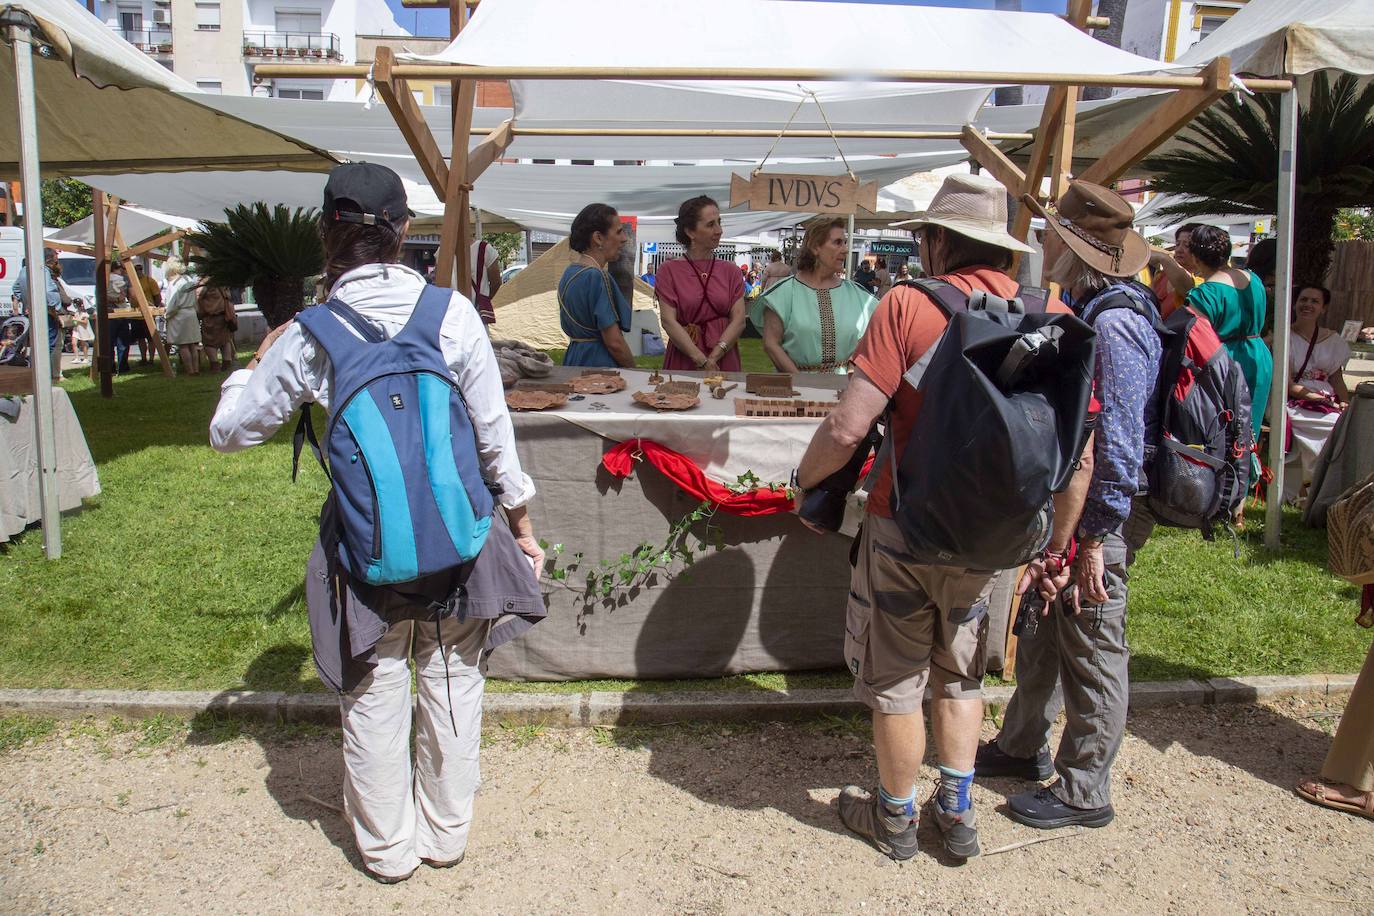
[1022,180,1149,278]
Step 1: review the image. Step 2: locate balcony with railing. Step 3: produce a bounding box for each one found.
[242,31,342,60]
[120,27,173,56]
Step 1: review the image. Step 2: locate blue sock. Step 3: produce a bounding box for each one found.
[937,765,974,813]
[878,784,916,818]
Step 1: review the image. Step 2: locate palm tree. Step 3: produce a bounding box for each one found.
[186,203,324,328]
[1143,72,1374,285]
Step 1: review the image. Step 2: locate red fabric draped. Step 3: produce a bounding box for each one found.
[601,439,874,517]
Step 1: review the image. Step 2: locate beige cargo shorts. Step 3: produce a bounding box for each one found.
[844,514,995,715]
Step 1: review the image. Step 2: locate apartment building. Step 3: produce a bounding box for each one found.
[1120,0,1253,63]
[93,0,409,99]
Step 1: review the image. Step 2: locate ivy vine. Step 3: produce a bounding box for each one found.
[537,469,793,609]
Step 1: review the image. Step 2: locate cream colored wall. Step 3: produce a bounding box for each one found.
[171,0,249,94]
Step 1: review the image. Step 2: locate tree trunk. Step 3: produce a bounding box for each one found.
[252,276,305,329]
[1293,203,1337,287]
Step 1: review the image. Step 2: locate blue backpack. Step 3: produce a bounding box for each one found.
[293,285,495,586]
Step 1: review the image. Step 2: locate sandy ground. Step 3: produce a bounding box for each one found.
[2,697,1372,915]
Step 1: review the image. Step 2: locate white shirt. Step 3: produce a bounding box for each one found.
[208,262,534,509]
[469,240,500,297]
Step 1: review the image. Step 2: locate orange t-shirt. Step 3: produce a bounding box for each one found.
[851,267,1072,519]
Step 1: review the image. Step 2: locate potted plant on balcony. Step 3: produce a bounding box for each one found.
[244,41,259,54]
[186,203,323,330]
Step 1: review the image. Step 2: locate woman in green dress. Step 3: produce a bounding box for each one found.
[1184,224,1273,441]
[750,217,876,374]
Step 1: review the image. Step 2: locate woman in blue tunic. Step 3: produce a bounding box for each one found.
[558,203,636,368]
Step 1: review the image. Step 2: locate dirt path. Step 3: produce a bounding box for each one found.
[2,698,1372,914]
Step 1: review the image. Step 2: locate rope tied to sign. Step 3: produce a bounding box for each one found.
[752,86,857,183]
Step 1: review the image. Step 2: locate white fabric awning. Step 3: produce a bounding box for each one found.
[48,203,199,249]
[402,0,1190,162]
[0,0,333,177]
[83,152,965,243]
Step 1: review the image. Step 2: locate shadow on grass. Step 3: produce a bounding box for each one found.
[64,363,242,465]
[187,643,363,877]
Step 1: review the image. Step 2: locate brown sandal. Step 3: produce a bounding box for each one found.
[1296,778,1374,820]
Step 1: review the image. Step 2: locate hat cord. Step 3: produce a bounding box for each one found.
[1048,206,1125,274]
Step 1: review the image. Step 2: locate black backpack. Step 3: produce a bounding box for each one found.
[890,279,1097,569]
[1085,288,1252,539]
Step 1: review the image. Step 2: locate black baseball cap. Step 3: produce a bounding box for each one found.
[322,162,412,227]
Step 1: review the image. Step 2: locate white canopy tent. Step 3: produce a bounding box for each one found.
[48,203,199,250]
[1173,0,1374,77]
[82,151,970,243]
[0,0,332,176]
[0,0,333,560]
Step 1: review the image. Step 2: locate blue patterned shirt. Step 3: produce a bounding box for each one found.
[1074,283,1163,539]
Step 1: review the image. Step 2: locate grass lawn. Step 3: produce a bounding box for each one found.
[0,347,1368,695]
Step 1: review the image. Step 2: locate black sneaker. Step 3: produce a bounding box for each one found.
[838,785,921,861]
[1007,786,1115,829]
[975,739,1053,781]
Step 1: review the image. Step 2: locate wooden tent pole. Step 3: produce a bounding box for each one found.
[437,0,476,294]
[92,189,111,394]
[373,46,449,197]
[114,227,173,378]
[253,62,1290,93]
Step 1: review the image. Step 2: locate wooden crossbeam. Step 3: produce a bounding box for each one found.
[467,118,514,181]
[1079,58,1231,185]
[114,227,173,378]
[1009,85,1068,247]
[123,228,188,260]
[372,46,449,198]
[960,125,1026,196]
[44,239,93,256]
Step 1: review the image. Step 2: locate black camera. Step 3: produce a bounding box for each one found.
[797,424,883,532]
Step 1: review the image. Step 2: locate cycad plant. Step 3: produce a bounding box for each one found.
[186,203,323,328]
[1143,72,1374,285]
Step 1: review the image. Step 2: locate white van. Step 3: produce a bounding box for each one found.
[0,227,23,315]
[55,253,97,309]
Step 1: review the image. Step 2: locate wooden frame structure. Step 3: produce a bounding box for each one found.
[51,195,184,384]
[261,2,1296,668]
[256,12,1287,297]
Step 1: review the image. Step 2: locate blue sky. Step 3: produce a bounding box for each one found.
[385,0,1070,38]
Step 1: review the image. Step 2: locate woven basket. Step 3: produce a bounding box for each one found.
[1327,470,1374,585]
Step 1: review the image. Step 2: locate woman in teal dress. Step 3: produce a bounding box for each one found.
[1184,224,1272,440]
[558,203,635,368]
[749,217,877,374]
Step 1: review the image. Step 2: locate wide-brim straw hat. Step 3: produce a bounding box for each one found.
[891,173,1034,254]
[1022,180,1150,278]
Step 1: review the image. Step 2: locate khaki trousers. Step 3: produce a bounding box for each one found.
[339,615,491,879]
[1323,638,1374,793]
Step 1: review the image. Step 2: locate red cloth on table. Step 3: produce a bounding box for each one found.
[601,439,874,517]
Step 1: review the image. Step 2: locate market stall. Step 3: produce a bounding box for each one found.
[487,365,1019,681]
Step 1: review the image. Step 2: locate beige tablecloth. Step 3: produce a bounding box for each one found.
[0,388,101,543]
[487,367,1015,681]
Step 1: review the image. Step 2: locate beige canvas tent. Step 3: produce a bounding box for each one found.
[489,238,659,350]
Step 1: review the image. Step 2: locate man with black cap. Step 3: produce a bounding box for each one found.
[210,162,545,883]
[977,179,1164,831]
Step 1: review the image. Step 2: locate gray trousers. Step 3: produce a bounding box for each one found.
[996,499,1155,809]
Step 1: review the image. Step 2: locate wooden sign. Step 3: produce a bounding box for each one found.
[730,172,879,216]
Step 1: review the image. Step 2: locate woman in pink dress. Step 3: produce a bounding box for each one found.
[655,196,747,372]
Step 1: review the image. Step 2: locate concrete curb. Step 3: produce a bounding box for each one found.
[0,674,1356,729]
